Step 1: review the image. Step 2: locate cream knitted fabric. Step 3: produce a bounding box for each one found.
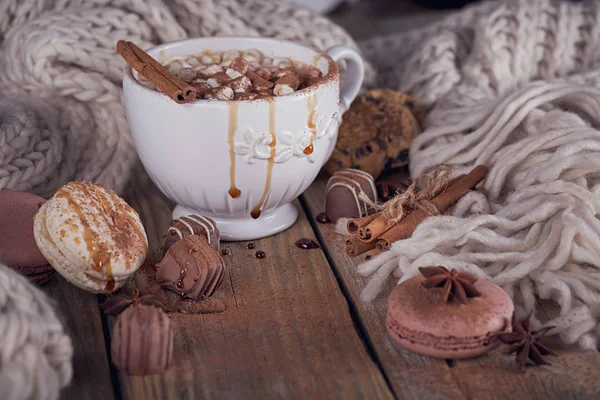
[358,0,600,349]
[0,0,370,197]
[0,264,73,400]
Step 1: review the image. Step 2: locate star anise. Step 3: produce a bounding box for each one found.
[418,266,482,304]
[497,314,556,370]
[99,290,171,316]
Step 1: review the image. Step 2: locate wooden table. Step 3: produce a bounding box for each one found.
[48,166,600,400]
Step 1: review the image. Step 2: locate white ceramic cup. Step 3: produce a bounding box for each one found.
[122,37,364,240]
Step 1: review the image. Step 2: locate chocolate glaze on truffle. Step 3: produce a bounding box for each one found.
[0,190,47,267]
[157,235,225,299]
[325,169,378,222]
[111,304,173,375]
[163,214,220,255]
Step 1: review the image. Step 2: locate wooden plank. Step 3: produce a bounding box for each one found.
[302,174,465,400]
[44,275,115,400]
[303,173,600,400]
[117,167,393,400]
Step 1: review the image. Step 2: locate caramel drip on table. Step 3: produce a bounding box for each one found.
[228,101,241,198]
[251,100,277,219]
[303,94,318,155]
[56,189,114,291]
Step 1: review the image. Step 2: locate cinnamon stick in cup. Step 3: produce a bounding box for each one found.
[346,237,376,257]
[377,165,488,250]
[117,40,196,104]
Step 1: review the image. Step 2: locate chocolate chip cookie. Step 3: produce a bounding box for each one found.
[325,89,425,179]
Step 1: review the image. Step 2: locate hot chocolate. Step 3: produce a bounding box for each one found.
[135,48,324,100]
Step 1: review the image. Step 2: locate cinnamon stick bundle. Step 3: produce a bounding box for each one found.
[347,213,379,235]
[376,165,488,250]
[346,237,376,257]
[117,40,196,104]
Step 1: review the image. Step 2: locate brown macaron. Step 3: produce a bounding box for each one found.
[11,264,55,286]
[0,190,47,267]
[386,273,514,359]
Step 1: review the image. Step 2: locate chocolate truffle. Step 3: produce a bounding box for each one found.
[386,274,514,359]
[0,190,47,267]
[157,235,225,299]
[163,214,219,255]
[111,304,173,375]
[325,169,378,222]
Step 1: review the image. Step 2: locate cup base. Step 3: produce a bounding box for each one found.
[172,203,299,241]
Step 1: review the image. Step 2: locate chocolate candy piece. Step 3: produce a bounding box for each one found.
[163,214,219,254]
[0,190,47,267]
[111,304,173,375]
[157,235,225,299]
[325,169,378,222]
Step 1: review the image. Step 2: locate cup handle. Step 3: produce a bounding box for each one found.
[325,45,365,113]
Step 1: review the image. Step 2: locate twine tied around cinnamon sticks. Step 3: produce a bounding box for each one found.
[358,166,452,223]
[346,165,488,259]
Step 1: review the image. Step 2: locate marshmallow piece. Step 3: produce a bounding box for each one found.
[254,67,273,81]
[274,73,300,96]
[207,72,230,88]
[272,67,295,80]
[178,67,197,83]
[186,57,201,67]
[33,182,148,293]
[242,49,264,64]
[193,81,212,99]
[214,86,234,100]
[200,64,224,78]
[262,57,274,66]
[247,70,274,91]
[200,52,221,64]
[226,76,252,93]
[221,50,241,65]
[234,92,259,100]
[167,60,184,75]
[273,57,292,69]
[228,57,250,75]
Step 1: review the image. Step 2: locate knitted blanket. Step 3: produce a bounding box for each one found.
[0,0,368,198]
[359,0,600,350]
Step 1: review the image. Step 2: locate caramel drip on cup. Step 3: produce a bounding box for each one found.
[303,94,318,155]
[228,102,241,198]
[251,100,277,219]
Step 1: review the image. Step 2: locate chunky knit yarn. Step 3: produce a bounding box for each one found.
[0,264,73,400]
[0,0,369,197]
[359,0,600,349]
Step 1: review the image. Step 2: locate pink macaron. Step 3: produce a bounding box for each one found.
[386,273,514,359]
[0,189,47,267]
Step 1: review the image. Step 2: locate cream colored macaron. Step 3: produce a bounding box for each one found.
[34,181,148,293]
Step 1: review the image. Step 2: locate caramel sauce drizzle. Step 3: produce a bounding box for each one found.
[228,101,241,198]
[56,189,114,291]
[251,100,277,219]
[303,94,318,155]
